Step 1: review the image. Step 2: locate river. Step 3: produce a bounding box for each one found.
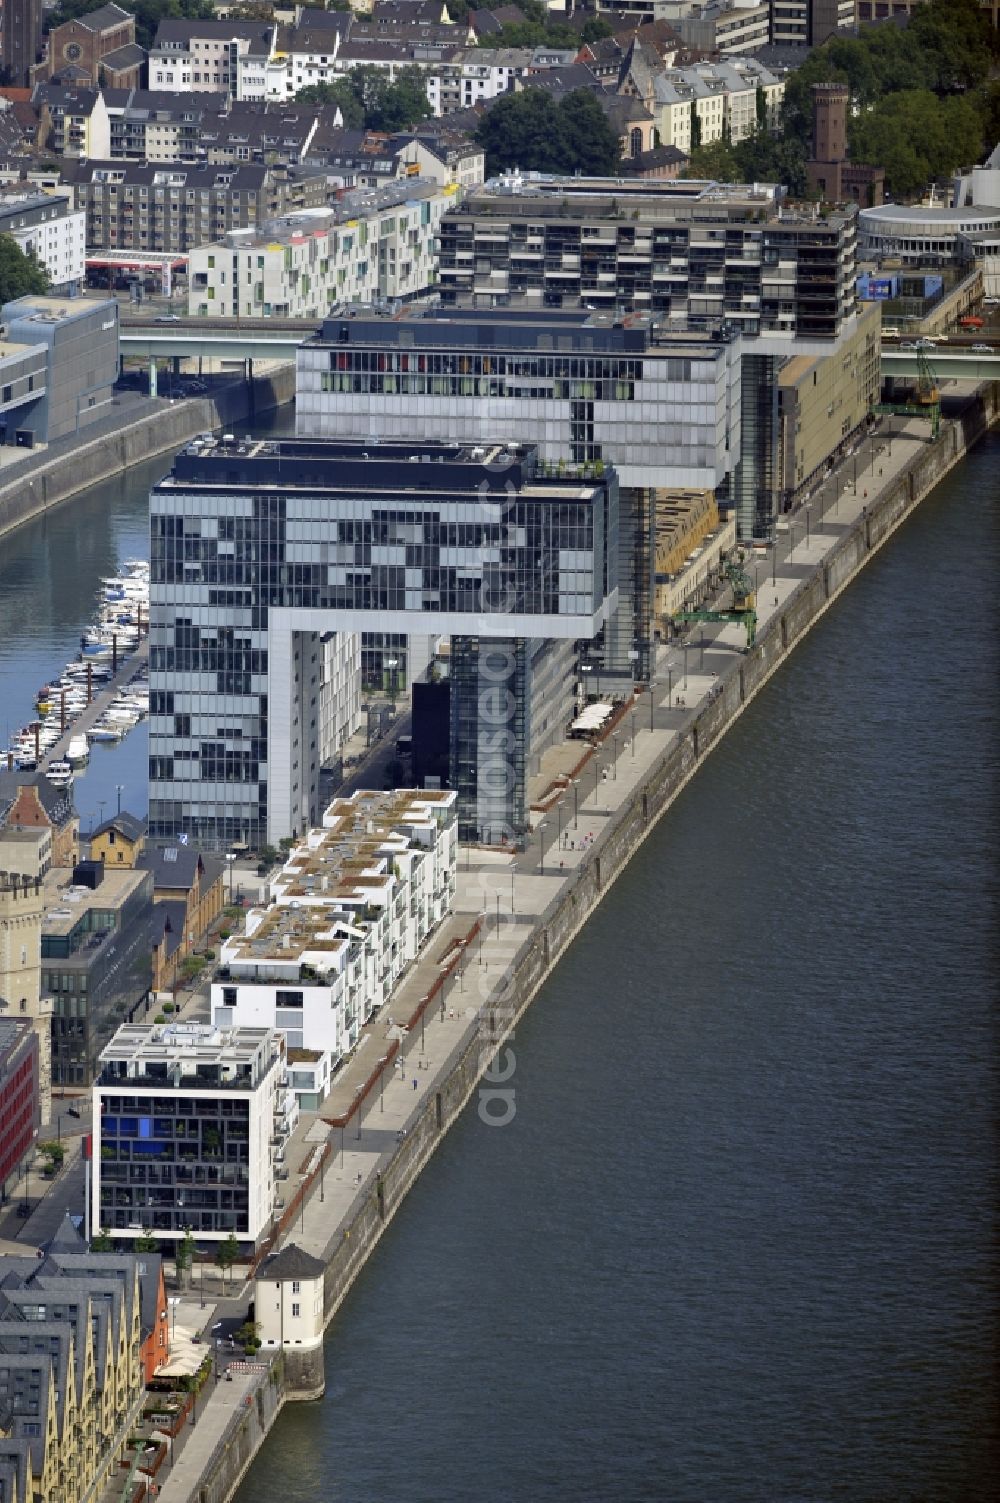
[1,419,996,1499]
[233,436,1000,1501]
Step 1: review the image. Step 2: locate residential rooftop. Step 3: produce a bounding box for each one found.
[96,1021,283,1089]
[41,866,147,938]
[220,789,456,970]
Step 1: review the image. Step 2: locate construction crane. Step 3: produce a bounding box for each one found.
[876,343,941,439]
[670,548,758,650]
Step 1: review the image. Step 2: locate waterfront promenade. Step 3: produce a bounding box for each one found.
[114,396,983,1503]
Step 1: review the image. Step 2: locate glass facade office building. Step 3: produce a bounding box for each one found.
[297,309,740,677]
[148,438,618,848]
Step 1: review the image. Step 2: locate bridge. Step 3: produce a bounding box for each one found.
[120,317,1000,385]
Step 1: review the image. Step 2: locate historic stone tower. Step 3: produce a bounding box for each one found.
[0,869,52,1122]
[255,1243,326,1400]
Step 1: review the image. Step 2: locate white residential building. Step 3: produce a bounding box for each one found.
[211,789,458,1109]
[149,19,277,99]
[0,192,85,294]
[92,1022,296,1249]
[187,179,457,318]
[649,59,783,153]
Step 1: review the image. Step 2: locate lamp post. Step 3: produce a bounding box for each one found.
[629,709,636,756]
[555,798,565,850]
[537,820,549,875]
[225,853,236,905]
[115,783,124,816]
[385,657,398,711]
[571,780,579,830]
[789,520,798,561]
[580,661,593,701]
[354,1086,362,1141]
[805,504,811,550]
[699,631,705,672]
[682,643,689,692]
[611,732,619,779]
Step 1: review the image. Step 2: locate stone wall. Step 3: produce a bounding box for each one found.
[302,384,1000,1347]
[0,365,295,542]
[195,1362,286,1503]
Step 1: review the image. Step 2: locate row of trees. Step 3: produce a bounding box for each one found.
[686,0,999,198]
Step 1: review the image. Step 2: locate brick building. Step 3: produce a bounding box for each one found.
[0,1018,39,1202]
[31,2,143,89]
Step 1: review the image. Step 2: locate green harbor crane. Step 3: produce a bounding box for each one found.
[670,548,758,650]
[875,344,941,439]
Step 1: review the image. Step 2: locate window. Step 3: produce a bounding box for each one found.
[291,1303,300,1318]
[291,1280,300,1294]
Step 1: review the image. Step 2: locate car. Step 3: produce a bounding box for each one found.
[971,343,992,353]
[900,342,917,350]
[155,314,181,323]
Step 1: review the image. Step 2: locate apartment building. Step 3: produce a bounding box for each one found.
[675,1,771,54]
[438,176,857,346]
[30,83,110,158]
[92,1021,294,1247]
[40,859,153,1088]
[104,89,228,164]
[211,788,458,1107]
[632,59,783,152]
[0,190,85,293]
[187,179,455,318]
[147,436,620,845]
[148,18,277,100]
[0,1018,39,1203]
[769,0,855,45]
[0,1229,153,1503]
[60,159,328,255]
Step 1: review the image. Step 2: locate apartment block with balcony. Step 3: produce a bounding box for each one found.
[211,789,458,1108]
[187,178,454,318]
[93,1022,294,1249]
[61,159,328,256]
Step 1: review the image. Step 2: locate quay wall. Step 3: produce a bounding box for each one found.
[300,387,1000,1334]
[173,387,998,1503]
[0,364,295,542]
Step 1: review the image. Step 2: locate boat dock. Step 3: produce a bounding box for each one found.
[34,639,150,771]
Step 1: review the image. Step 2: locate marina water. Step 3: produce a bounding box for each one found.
[0,425,996,1499]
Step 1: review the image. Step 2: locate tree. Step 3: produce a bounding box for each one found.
[37,1141,65,1176]
[0,236,49,304]
[175,1228,195,1287]
[296,65,430,132]
[134,1232,159,1252]
[294,80,364,130]
[90,1230,113,1252]
[690,102,701,151]
[476,89,619,179]
[215,1231,239,1292]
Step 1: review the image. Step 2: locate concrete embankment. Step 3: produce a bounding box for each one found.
[0,364,295,542]
[161,384,999,1503]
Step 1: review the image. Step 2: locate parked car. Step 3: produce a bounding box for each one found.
[155,314,181,323]
[971,344,992,353]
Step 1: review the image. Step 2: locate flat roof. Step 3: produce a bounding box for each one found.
[41,867,147,937]
[158,437,610,501]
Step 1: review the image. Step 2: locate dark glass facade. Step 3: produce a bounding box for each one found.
[97,1090,251,1236]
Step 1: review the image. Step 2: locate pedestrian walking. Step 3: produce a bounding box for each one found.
[413,1077,418,1091]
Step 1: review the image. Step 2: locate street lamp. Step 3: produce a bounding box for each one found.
[225,853,236,905]
[385,657,399,711]
[611,732,619,779]
[629,709,636,756]
[571,779,579,830]
[682,643,689,691]
[579,662,593,701]
[537,820,549,875]
[555,798,565,850]
[666,665,673,710]
[115,783,124,816]
[805,504,811,549]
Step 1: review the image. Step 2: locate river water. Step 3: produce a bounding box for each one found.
[1,422,996,1499]
[234,437,999,1502]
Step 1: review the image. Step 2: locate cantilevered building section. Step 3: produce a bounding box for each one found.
[433,175,858,540]
[148,438,619,846]
[297,308,741,679]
